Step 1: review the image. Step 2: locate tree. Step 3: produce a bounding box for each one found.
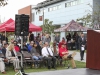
[76,3,100,29]
[41,19,55,34]
[0,0,8,6]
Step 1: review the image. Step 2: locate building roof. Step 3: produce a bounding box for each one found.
[32,0,66,9]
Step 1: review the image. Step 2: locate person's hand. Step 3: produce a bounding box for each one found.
[3,59,8,62]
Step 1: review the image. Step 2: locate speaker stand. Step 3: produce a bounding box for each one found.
[15,36,28,75]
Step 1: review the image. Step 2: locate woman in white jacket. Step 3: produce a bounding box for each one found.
[6,44,20,72]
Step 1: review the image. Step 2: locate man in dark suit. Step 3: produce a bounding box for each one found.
[78,33,86,61]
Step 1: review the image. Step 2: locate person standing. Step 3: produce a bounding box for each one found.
[78,33,86,61]
[55,34,60,45]
[75,33,79,50]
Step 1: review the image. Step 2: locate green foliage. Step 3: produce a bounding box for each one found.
[0,0,8,6]
[76,3,100,29]
[41,19,55,34]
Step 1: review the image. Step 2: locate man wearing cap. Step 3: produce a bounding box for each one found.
[59,43,76,69]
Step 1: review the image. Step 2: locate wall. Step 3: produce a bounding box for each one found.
[18,5,32,22]
[32,0,93,26]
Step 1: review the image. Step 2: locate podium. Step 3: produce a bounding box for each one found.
[86,30,100,70]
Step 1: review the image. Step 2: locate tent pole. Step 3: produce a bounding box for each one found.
[5,30,6,40]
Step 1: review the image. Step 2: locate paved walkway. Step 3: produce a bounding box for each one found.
[69,51,86,62]
[28,68,100,75]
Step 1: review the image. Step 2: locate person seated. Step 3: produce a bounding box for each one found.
[2,43,8,58]
[30,42,42,68]
[59,43,76,69]
[58,37,68,49]
[28,41,34,52]
[6,44,20,72]
[50,41,59,57]
[0,58,7,74]
[42,42,56,69]
[23,42,28,51]
[13,41,20,52]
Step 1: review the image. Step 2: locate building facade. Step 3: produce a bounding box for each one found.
[31,0,100,39]
[32,0,93,25]
[18,5,32,22]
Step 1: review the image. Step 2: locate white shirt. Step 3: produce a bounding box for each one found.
[42,47,53,57]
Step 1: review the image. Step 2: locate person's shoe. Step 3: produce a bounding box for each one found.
[48,66,51,69]
[81,59,84,61]
[2,71,6,74]
[15,69,18,72]
[73,67,77,69]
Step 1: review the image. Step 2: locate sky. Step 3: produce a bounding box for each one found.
[0,0,45,22]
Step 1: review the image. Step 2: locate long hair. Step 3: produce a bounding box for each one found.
[7,44,14,51]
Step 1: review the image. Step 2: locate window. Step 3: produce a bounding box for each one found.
[66,2,71,7]
[77,0,81,4]
[48,7,52,12]
[75,0,78,5]
[65,0,84,8]
[57,5,61,9]
[71,1,73,6]
[53,6,57,11]
[72,1,76,5]
[80,0,84,3]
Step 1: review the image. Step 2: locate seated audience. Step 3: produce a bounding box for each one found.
[6,44,20,72]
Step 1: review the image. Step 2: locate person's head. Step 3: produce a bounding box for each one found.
[46,34,49,38]
[39,41,42,45]
[30,41,34,46]
[56,33,59,36]
[53,41,56,46]
[33,43,37,48]
[13,41,17,46]
[62,37,65,42]
[4,43,8,48]
[7,44,14,51]
[23,42,26,46]
[44,42,49,47]
[81,33,84,37]
[61,43,66,48]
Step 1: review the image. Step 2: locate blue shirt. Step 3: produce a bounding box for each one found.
[28,45,32,52]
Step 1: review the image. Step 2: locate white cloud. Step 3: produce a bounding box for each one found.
[0,0,45,22]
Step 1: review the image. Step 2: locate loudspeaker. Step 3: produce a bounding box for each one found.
[15,14,29,36]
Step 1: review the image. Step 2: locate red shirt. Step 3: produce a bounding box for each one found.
[59,47,68,57]
[14,46,20,52]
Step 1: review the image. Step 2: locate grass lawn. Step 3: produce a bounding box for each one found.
[0,61,86,75]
